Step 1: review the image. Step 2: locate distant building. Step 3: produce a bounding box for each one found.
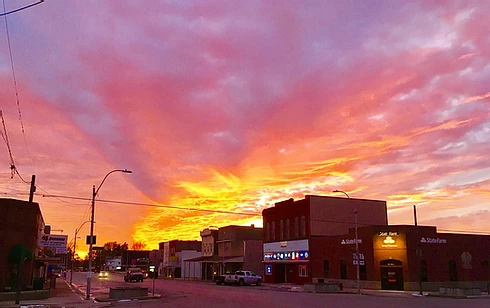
[121,250,151,270]
[159,240,202,278]
[105,256,122,271]
[184,225,263,281]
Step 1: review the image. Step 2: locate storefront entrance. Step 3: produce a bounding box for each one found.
[274,264,296,283]
[380,259,404,290]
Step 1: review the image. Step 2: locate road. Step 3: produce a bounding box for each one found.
[69,271,490,308]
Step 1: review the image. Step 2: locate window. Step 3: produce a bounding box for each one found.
[323,260,329,278]
[280,220,284,240]
[420,260,428,282]
[271,221,276,241]
[294,217,299,238]
[340,259,347,279]
[300,216,306,237]
[449,260,458,281]
[266,222,270,241]
[285,219,290,239]
[299,265,308,277]
[265,265,272,275]
[360,264,367,280]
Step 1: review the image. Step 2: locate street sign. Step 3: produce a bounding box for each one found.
[93,246,104,251]
[86,235,96,245]
[55,248,67,254]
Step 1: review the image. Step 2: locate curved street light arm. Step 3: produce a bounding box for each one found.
[95,169,132,196]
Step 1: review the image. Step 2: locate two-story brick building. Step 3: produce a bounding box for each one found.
[262,195,388,284]
[0,198,46,291]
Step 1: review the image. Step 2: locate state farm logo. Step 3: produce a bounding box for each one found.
[420,237,447,244]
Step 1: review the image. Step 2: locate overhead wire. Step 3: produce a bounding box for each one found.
[2,0,29,158]
[39,193,490,235]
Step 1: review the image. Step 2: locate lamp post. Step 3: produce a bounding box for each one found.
[70,220,91,286]
[86,169,132,300]
[333,190,360,295]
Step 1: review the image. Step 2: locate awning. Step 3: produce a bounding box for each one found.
[183,255,244,263]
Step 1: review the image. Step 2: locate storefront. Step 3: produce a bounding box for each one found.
[310,225,490,290]
[263,239,310,284]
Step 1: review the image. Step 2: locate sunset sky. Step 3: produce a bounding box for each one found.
[1,1,489,258]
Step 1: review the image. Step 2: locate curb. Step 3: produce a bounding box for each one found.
[94,294,161,302]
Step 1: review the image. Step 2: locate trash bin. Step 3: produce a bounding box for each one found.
[49,276,57,289]
[33,277,44,290]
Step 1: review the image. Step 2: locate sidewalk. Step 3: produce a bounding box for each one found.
[0,279,108,308]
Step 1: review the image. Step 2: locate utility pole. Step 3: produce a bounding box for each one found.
[414,205,423,296]
[29,175,36,202]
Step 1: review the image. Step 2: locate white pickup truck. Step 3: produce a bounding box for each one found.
[224,270,262,286]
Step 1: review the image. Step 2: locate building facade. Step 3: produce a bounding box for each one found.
[262,195,388,284]
[160,240,202,278]
[184,225,263,281]
[311,225,490,291]
[0,198,45,290]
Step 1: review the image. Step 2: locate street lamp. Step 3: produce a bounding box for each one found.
[86,169,132,300]
[333,190,361,295]
[70,220,91,286]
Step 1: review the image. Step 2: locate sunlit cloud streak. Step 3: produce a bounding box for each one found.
[0,0,489,251]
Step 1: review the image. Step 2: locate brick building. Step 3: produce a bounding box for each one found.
[0,198,45,290]
[262,195,387,284]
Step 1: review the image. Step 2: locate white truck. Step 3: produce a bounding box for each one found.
[224,270,262,286]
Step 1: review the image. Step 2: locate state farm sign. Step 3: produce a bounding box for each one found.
[39,234,68,248]
[420,237,447,244]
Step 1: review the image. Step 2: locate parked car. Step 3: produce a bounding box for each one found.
[124,268,144,282]
[224,271,262,286]
[214,275,226,285]
[98,271,109,279]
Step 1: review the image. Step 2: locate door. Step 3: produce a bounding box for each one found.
[275,264,286,283]
[380,259,404,290]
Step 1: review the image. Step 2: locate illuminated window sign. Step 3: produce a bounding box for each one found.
[264,251,309,261]
[266,265,272,275]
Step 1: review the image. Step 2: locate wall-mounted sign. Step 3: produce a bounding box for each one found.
[55,248,67,254]
[381,236,398,248]
[420,237,447,244]
[341,239,362,245]
[39,234,68,248]
[264,251,309,261]
[378,231,399,237]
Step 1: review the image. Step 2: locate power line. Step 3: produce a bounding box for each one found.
[0,0,43,17]
[2,0,30,157]
[39,193,490,235]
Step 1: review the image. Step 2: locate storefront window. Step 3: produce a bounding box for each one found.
[340,259,347,279]
[265,265,272,275]
[420,260,428,282]
[299,265,308,277]
[294,217,299,238]
[360,264,367,280]
[300,216,306,237]
[280,220,284,240]
[449,260,457,281]
[323,260,329,278]
[285,219,290,239]
[266,222,270,241]
[272,221,276,241]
